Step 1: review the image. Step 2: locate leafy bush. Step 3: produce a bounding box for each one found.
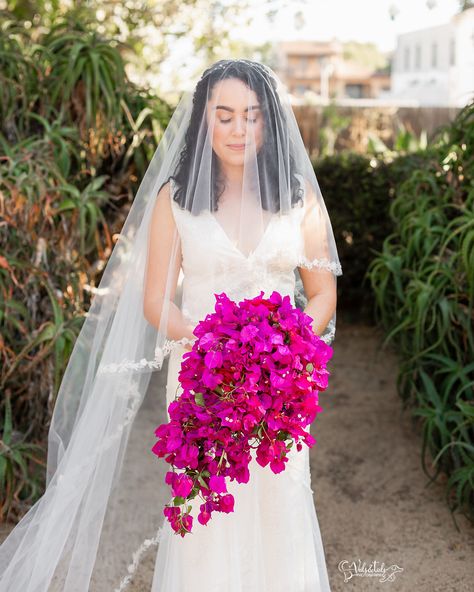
[0,16,172,521]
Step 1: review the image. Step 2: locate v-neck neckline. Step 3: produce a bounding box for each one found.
[207,210,276,261]
[169,179,280,261]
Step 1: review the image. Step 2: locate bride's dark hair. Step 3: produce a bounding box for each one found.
[170,58,304,213]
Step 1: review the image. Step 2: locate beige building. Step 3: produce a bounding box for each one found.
[274,40,390,101]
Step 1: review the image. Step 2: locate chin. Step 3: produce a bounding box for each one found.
[221,153,246,167]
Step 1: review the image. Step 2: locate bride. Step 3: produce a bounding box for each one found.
[0,59,342,591]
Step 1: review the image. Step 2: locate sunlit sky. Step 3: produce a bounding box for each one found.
[154,0,462,95]
[235,0,461,52]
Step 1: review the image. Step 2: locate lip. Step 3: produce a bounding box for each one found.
[227,144,247,151]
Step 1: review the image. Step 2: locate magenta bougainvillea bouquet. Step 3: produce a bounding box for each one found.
[151,290,333,537]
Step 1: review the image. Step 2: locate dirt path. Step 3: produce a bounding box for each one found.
[316,321,474,591]
[1,321,473,590]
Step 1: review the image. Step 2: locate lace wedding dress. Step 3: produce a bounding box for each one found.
[150,178,332,592]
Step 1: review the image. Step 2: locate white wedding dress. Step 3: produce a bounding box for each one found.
[150,178,332,592]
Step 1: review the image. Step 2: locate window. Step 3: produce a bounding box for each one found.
[346,84,364,98]
[415,44,421,70]
[449,38,456,66]
[404,46,410,71]
[431,42,438,68]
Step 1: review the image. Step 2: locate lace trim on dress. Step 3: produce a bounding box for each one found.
[297,256,343,276]
[97,337,195,374]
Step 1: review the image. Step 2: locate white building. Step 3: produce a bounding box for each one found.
[390,7,474,107]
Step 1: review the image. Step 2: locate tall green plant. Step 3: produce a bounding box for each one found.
[44,22,127,130]
[0,395,45,522]
[0,18,39,138]
[0,17,172,522]
[367,100,474,525]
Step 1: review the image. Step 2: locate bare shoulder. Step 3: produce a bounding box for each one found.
[152,179,174,216]
[155,179,172,206]
[302,176,318,209]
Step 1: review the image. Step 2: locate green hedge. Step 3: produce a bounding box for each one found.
[313,149,437,322]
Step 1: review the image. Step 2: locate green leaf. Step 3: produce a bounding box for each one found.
[0,456,7,488]
[197,475,208,489]
[194,392,205,407]
[55,198,77,213]
[2,396,12,445]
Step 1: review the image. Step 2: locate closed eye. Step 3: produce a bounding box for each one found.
[219,118,258,124]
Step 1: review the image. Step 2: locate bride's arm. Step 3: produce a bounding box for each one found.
[299,268,337,337]
[143,180,195,343]
[297,179,337,336]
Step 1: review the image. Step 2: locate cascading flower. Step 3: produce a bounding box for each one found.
[152,290,334,537]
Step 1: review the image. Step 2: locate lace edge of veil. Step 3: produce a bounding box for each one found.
[113,524,168,592]
[97,337,194,374]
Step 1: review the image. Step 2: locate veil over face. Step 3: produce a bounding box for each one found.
[0,59,342,591]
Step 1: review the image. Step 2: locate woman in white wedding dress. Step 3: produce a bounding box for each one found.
[146,60,341,591]
[0,59,341,592]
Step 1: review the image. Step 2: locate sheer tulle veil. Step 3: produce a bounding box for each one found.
[0,58,342,590]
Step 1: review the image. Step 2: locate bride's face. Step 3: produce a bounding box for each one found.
[206,77,264,168]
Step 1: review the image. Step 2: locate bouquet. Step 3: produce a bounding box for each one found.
[151,290,333,537]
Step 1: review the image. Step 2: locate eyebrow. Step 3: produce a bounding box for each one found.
[214,105,260,112]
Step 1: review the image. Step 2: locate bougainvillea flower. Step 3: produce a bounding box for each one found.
[151,290,333,536]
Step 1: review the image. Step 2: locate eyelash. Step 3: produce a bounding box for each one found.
[220,118,257,124]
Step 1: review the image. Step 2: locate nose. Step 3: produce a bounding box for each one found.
[232,116,246,136]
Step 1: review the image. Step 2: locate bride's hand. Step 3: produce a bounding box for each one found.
[184,340,194,352]
[183,326,197,351]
